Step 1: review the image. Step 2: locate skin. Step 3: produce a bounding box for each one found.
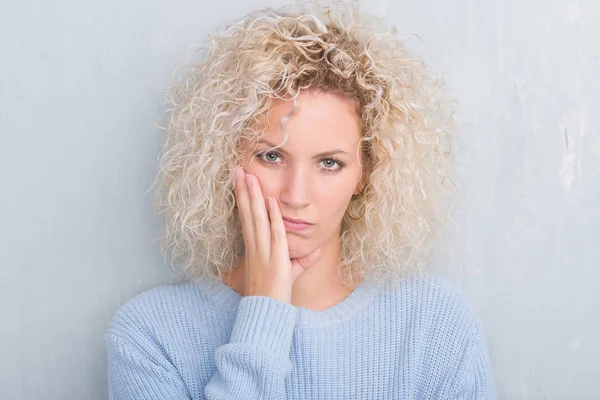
[225,89,365,310]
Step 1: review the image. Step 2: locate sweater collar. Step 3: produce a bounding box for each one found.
[193,272,383,327]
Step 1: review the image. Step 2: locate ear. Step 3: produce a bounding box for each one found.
[353,181,364,196]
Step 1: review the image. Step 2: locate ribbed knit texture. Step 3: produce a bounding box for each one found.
[105,271,498,399]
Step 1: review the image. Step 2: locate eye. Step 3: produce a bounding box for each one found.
[256,151,282,164]
[256,151,345,173]
[319,158,345,172]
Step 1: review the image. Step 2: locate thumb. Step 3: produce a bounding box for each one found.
[290,247,321,281]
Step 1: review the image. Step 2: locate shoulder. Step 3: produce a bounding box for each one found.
[384,272,495,394]
[105,280,208,341]
[390,271,479,315]
[400,273,497,397]
[384,271,485,341]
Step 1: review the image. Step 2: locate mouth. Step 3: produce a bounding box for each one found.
[282,217,312,225]
[282,217,313,231]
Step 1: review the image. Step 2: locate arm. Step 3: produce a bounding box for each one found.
[203,295,297,399]
[450,327,498,400]
[106,333,191,399]
[106,295,297,400]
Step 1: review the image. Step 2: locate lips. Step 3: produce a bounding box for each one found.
[282,217,313,225]
[282,216,313,232]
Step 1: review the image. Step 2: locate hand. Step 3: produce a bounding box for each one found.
[233,167,321,304]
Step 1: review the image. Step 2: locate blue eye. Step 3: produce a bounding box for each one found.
[320,158,344,171]
[256,151,281,164]
[255,151,346,173]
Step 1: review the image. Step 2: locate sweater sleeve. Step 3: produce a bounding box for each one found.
[106,332,192,399]
[203,295,298,399]
[106,295,298,400]
[450,326,498,400]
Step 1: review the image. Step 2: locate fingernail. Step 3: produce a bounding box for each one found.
[268,197,274,210]
[235,168,243,180]
[245,173,253,187]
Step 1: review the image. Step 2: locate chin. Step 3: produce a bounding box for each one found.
[286,235,315,260]
[288,249,313,259]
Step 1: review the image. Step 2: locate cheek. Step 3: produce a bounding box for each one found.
[316,184,356,215]
[247,169,282,208]
[253,174,278,198]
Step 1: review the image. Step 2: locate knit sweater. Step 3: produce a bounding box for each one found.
[105,271,498,399]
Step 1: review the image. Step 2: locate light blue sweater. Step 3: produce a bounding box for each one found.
[105,271,498,399]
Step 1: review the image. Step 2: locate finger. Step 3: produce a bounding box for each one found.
[293,247,322,270]
[267,196,289,261]
[290,247,321,282]
[233,167,255,250]
[245,173,271,257]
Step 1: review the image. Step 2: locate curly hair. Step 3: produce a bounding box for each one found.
[153,0,458,288]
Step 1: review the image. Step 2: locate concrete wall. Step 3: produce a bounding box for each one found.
[1,0,598,398]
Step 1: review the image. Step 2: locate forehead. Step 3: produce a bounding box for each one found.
[257,91,362,151]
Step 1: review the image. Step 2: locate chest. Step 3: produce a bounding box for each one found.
[283,325,417,399]
[175,298,445,399]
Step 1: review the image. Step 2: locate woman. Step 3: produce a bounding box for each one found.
[105,1,498,398]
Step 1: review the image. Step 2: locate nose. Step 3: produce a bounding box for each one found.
[279,167,310,209]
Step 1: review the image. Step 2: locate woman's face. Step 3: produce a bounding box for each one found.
[239,90,364,259]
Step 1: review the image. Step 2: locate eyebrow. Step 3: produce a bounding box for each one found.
[257,139,348,158]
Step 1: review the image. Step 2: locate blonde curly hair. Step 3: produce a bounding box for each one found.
[153,0,458,288]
